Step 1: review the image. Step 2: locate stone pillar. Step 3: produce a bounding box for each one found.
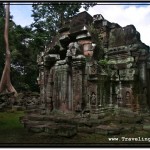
[138,61,148,111]
[44,68,49,103]
[72,68,82,111]
[45,67,54,114]
[67,66,72,111]
[82,67,86,110]
[109,81,113,107]
[39,65,45,104]
[139,61,146,87]
[119,80,123,107]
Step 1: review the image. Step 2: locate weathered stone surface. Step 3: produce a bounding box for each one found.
[27,114,44,121]
[134,124,143,131]
[95,124,122,135]
[45,125,58,135]
[114,116,143,124]
[24,109,40,114]
[54,117,78,125]
[78,126,95,134]
[78,119,93,127]
[28,124,46,133]
[120,124,135,134]
[45,124,77,137]
[143,124,150,131]
[24,120,50,128]
[109,25,140,48]
[12,106,23,111]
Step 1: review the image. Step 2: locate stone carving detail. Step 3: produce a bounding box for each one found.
[90,92,96,105]
[67,42,81,57]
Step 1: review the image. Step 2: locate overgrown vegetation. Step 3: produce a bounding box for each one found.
[0,2,96,93]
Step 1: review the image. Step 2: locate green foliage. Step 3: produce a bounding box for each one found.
[98,59,108,66]
[0,3,5,77]
[8,24,39,92]
[31,2,96,50]
[0,111,24,129]
[0,3,96,93]
[0,3,39,92]
[0,2,5,18]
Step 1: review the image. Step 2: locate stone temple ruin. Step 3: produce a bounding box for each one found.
[21,11,150,137]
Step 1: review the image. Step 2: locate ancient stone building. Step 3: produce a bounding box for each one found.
[37,11,150,114]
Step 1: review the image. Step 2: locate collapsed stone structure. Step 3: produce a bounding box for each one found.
[37,11,150,113]
[21,11,150,137]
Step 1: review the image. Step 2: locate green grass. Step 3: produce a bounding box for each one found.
[0,111,150,147]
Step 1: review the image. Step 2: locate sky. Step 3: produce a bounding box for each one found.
[10,3,150,46]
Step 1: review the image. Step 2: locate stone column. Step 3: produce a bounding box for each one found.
[139,61,148,112]
[45,67,54,114]
[44,68,49,103]
[68,66,72,111]
[139,61,146,87]
[109,81,113,107]
[39,65,45,104]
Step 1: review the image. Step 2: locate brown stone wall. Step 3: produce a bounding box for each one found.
[108,25,140,48]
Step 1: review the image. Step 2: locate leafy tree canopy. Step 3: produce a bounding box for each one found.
[0,3,96,92]
[31,2,96,50]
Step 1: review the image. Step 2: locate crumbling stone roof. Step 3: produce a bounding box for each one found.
[69,11,93,33]
[46,11,149,55]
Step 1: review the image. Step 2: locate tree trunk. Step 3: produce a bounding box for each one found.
[0,3,17,97]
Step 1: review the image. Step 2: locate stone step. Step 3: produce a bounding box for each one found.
[26,105,39,110]
[77,126,95,134]
[113,116,143,124]
[27,114,78,125]
[116,108,139,117]
[143,124,150,131]
[76,116,113,129]
[45,124,77,137]
[24,120,53,128]
[24,109,40,114]
[120,124,135,134]
[27,114,45,121]
[19,116,28,124]
[28,124,47,133]
[12,105,24,111]
[54,116,78,125]
[21,114,77,137]
[95,124,123,135]
[143,116,150,123]
[24,113,112,128]
[20,111,146,137]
